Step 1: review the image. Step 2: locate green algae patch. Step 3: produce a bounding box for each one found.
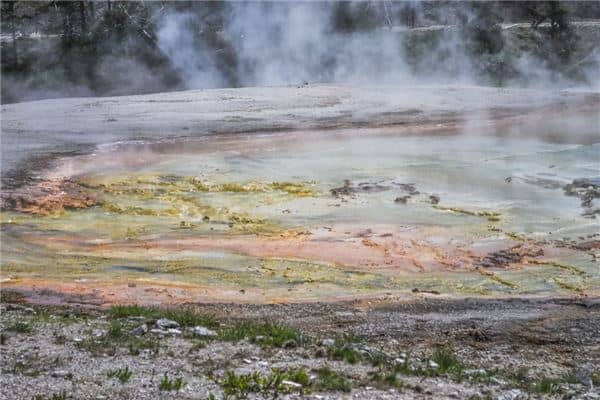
[209,181,315,196]
[478,270,519,289]
[551,278,585,293]
[268,182,315,197]
[505,232,526,242]
[80,175,316,197]
[528,260,586,276]
[433,205,502,222]
[101,203,181,217]
[73,174,318,236]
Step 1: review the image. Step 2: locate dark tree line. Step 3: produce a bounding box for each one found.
[1,1,598,103]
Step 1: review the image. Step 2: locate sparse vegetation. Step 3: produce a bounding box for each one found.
[107,366,133,383]
[508,366,530,385]
[6,320,33,334]
[368,369,404,389]
[76,320,159,357]
[431,348,465,375]
[0,300,597,399]
[220,321,308,348]
[530,376,561,395]
[327,343,361,364]
[313,367,352,392]
[220,368,309,397]
[32,391,69,400]
[109,304,217,328]
[159,372,186,391]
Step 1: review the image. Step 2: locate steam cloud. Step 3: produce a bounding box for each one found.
[155,2,598,90]
[2,2,599,103]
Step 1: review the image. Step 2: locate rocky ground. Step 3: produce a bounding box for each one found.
[1,291,599,400]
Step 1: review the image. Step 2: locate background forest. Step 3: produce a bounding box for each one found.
[2,1,599,103]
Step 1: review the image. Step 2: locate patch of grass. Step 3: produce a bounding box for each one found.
[76,322,159,357]
[561,370,579,384]
[107,321,125,339]
[367,350,389,368]
[6,320,33,334]
[128,337,160,356]
[313,367,352,392]
[431,348,464,374]
[6,360,41,377]
[159,372,186,391]
[107,365,133,383]
[392,355,413,375]
[368,369,404,389]
[220,371,262,397]
[220,368,309,397]
[109,305,217,328]
[220,321,308,348]
[325,334,369,364]
[32,391,69,400]
[76,338,115,357]
[529,376,561,395]
[327,344,361,364]
[508,366,529,385]
[467,395,493,400]
[109,304,156,319]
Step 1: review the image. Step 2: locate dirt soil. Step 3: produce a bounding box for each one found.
[1,294,599,400]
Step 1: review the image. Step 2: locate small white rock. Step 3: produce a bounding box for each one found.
[51,370,71,378]
[464,368,486,376]
[497,389,523,400]
[321,338,335,347]
[281,380,303,389]
[428,360,439,369]
[490,377,507,385]
[92,329,106,338]
[192,326,217,337]
[156,318,180,329]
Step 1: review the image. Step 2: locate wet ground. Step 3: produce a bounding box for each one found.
[1,111,599,304]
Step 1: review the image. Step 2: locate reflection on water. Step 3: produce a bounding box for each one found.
[1,128,598,301]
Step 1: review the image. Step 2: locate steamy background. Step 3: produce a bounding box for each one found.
[1,1,600,104]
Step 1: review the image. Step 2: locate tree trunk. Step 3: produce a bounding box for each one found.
[8,1,18,68]
[79,1,87,37]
